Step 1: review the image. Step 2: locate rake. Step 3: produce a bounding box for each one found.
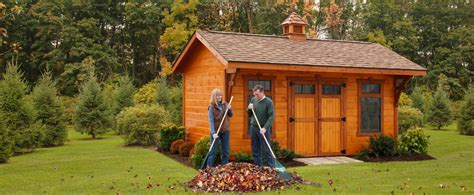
[251,108,293,181]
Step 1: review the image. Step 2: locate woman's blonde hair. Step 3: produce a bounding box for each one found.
[209,88,225,106]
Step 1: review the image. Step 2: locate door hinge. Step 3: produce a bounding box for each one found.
[341,117,346,122]
[341,149,346,154]
[341,83,346,88]
[289,82,295,86]
[289,117,295,122]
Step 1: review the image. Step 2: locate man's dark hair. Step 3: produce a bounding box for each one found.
[252,85,264,92]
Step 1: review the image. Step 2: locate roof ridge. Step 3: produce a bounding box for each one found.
[200,30,373,44]
[202,30,287,39]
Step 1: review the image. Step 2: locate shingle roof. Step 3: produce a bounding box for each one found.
[281,12,306,25]
[197,30,426,71]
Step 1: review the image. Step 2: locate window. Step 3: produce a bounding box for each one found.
[322,85,341,95]
[244,77,275,138]
[294,84,315,94]
[359,81,383,134]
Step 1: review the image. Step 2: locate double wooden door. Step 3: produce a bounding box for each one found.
[289,80,345,156]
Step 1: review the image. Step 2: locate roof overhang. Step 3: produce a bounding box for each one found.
[228,62,427,76]
[172,31,229,73]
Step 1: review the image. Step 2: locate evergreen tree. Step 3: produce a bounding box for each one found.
[0,61,42,153]
[156,77,171,108]
[112,75,135,115]
[427,83,453,130]
[458,87,474,135]
[32,71,67,146]
[411,86,426,114]
[74,71,110,138]
[0,116,12,163]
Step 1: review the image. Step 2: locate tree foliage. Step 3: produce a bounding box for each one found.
[74,70,110,138]
[32,71,67,147]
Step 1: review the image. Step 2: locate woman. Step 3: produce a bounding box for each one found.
[207,88,233,167]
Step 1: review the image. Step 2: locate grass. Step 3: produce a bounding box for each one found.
[0,125,472,194]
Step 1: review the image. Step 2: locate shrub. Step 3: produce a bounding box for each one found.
[356,149,370,160]
[427,83,452,130]
[0,61,40,153]
[191,154,204,169]
[398,106,424,133]
[270,140,297,161]
[189,147,195,157]
[398,93,412,107]
[74,71,110,138]
[158,124,185,151]
[0,118,12,163]
[191,136,221,168]
[458,87,474,135]
[32,72,67,147]
[179,142,194,157]
[170,139,185,154]
[133,80,157,105]
[368,135,397,158]
[233,151,253,163]
[116,104,171,146]
[398,128,430,155]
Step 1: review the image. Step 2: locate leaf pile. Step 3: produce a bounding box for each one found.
[187,162,312,193]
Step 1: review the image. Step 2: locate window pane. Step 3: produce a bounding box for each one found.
[248,80,271,91]
[362,83,381,94]
[360,97,381,133]
[322,85,341,95]
[294,84,315,94]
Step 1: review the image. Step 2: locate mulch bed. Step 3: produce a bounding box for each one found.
[156,148,193,167]
[156,148,306,169]
[356,154,436,162]
[186,162,319,193]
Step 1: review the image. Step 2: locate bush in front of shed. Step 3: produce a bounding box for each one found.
[116,104,170,146]
[170,139,185,154]
[398,106,424,133]
[158,124,185,151]
[191,136,221,168]
[398,128,430,155]
[369,135,397,158]
[232,151,253,163]
[179,142,194,157]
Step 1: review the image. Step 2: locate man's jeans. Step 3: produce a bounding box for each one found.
[250,126,275,167]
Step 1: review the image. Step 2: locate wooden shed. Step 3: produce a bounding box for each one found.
[172,13,426,157]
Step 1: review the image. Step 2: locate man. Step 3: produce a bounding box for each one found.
[247,85,275,167]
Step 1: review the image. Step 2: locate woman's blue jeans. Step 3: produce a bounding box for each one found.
[207,131,230,167]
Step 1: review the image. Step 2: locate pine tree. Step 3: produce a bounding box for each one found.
[411,86,426,114]
[0,61,41,153]
[427,86,453,130]
[74,71,110,138]
[156,77,171,108]
[112,76,135,115]
[458,87,474,135]
[0,117,12,163]
[32,71,67,146]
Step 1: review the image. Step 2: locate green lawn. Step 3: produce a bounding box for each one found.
[0,125,473,194]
